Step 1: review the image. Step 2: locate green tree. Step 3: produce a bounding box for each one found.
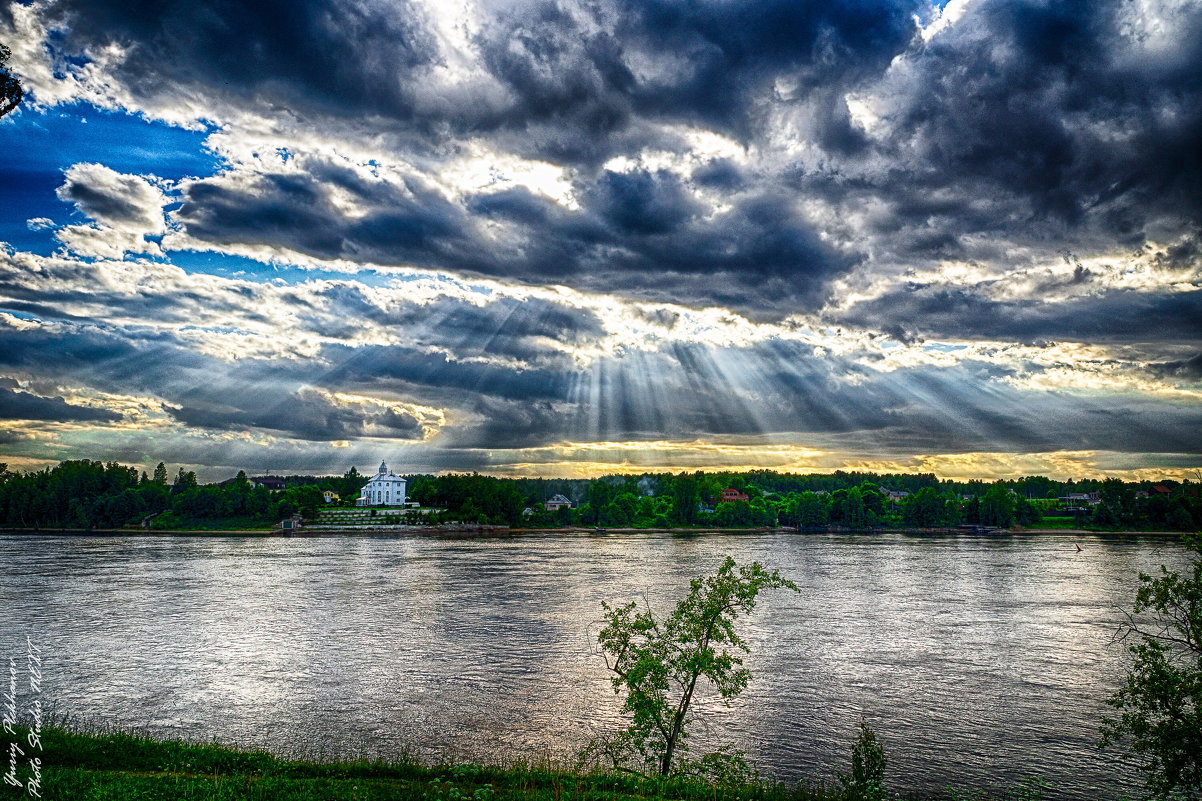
[1169,504,1198,532]
[587,480,615,526]
[1100,477,1136,525]
[669,473,700,526]
[293,484,324,518]
[796,491,830,528]
[858,483,885,518]
[902,487,946,527]
[843,487,867,529]
[714,499,755,527]
[963,495,981,524]
[173,467,198,494]
[1014,496,1041,526]
[1093,500,1123,529]
[980,483,1016,527]
[0,43,22,119]
[839,720,888,801]
[339,465,365,501]
[592,557,799,777]
[1100,535,1202,799]
[152,462,169,485]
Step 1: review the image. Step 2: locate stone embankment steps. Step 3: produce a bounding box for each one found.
[307,507,439,530]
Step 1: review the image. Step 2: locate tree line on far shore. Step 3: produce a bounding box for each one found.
[0,460,1198,531]
[0,461,364,530]
[508,472,1199,532]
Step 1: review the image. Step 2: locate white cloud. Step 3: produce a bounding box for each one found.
[919,0,975,42]
[57,163,169,235]
[54,224,162,260]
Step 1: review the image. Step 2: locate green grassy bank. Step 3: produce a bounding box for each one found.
[0,726,1075,801]
[1,726,841,801]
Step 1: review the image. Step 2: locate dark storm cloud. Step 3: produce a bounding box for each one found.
[0,276,275,332]
[611,0,920,135]
[465,0,923,162]
[0,384,121,423]
[439,396,573,450]
[590,169,701,235]
[304,284,606,367]
[0,249,602,373]
[24,0,1202,325]
[58,178,142,226]
[691,158,745,190]
[0,319,205,395]
[178,162,852,312]
[862,0,1202,253]
[836,287,1202,345]
[0,430,36,446]
[166,387,424,441]
[0,311,568,447]
[29,0,921,160]
[176,164,481,273]
[0,250,598,408]
[31,0,440,124]
[23,0,913,312]
[1150,353,1202,381]
[470,2,641,165]
[322,342,573,405]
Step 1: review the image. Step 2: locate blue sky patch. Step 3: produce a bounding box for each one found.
[0,102,219,254]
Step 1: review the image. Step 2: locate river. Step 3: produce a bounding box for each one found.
[0,532,1186,798]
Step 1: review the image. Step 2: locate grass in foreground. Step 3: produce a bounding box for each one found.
[0,726,1073,801]
[0,726,846,801]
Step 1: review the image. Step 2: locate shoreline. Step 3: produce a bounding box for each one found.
[12,724,1049,801]
[0,525,1188,537]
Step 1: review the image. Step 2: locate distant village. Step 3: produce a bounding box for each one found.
[0,457,1197,533]
[235,462,1196,534]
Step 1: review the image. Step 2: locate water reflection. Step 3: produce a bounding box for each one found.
[0,532,1184,798]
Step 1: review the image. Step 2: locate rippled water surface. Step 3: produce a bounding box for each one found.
[0,532,1188,798]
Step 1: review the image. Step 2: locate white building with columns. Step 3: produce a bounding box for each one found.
[356,461,407,507]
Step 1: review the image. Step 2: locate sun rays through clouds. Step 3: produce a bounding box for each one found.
[0,0,1199,479]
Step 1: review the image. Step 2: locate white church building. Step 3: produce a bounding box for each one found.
[357,461,407,507]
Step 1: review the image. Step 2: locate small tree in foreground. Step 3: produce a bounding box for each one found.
[1100,534,1202,799]
[589,557,798,779]
[838,720,888,801]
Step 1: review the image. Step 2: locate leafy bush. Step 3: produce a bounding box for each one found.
[838,720,887,801]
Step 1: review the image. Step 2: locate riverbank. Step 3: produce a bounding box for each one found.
[4,725,1057,801]
[8,725,837,801]
[0,524,1190,537]
[0,523,513,536]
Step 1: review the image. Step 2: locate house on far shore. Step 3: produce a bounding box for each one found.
[545,494,572,512]
[250,476,286,491]
[357,461,407,507]
[322,490,340,504]
[1059,492,1101,506]
[716,488,750,504]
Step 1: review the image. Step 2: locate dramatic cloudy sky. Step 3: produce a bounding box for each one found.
[1,0,1200,480]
